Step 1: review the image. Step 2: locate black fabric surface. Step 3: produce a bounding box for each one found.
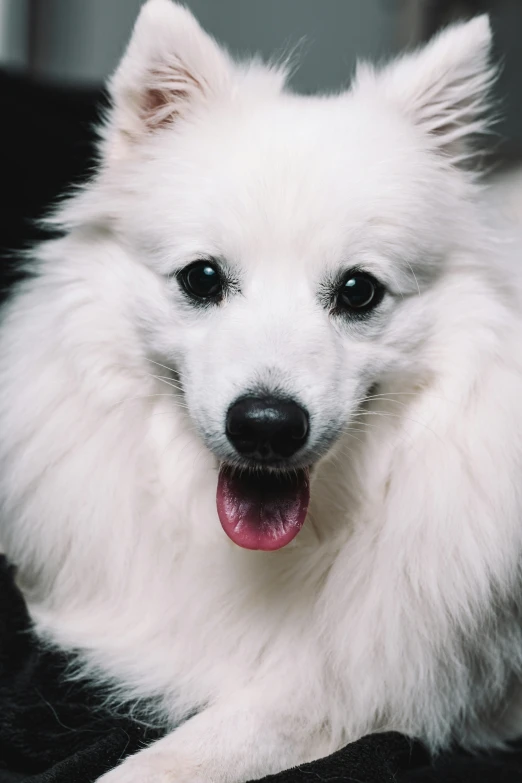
[1,70,522,782]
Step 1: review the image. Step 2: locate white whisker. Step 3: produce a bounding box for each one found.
[147,358,178,375]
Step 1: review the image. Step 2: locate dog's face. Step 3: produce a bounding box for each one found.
[126,100,444,462]
[85,1,493,549]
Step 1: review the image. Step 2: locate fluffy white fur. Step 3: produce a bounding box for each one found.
[1,2,522,781]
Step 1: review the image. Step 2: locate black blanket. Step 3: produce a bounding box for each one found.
[2,71,522,783]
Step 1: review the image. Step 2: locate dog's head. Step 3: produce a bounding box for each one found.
[79,1,495,549]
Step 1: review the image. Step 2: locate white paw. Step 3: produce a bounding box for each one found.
[98,752,209,783]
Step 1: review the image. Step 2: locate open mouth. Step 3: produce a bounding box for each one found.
[216,465,310,551]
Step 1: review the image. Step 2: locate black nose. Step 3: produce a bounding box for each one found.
[226,396,309,461]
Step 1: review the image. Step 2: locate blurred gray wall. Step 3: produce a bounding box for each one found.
[0,0,519,151]
[0,0,28,68]
[29,0,144,84]
[22,0,400,93]
[491,3,522,152]
[186,0,399,94]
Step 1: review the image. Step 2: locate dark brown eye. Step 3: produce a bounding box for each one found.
[338,272,383,313]
[179,260,223,302]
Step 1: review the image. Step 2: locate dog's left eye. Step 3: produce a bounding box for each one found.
[178,260,224,302]
[337,271,384,314]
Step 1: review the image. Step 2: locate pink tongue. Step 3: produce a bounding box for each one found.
[217,466,310,551]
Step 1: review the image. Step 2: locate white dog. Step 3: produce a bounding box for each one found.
[1,2,521,781]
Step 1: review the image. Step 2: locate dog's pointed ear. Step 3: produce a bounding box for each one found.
[102,0,234,161]
[355,15,496,166]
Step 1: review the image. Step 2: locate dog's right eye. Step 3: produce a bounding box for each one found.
[178,260,224,303]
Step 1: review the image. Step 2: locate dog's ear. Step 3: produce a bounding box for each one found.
[102,0,234,161]
[355,15,496,167]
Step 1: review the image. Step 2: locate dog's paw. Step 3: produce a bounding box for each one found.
[98,752,209,783]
